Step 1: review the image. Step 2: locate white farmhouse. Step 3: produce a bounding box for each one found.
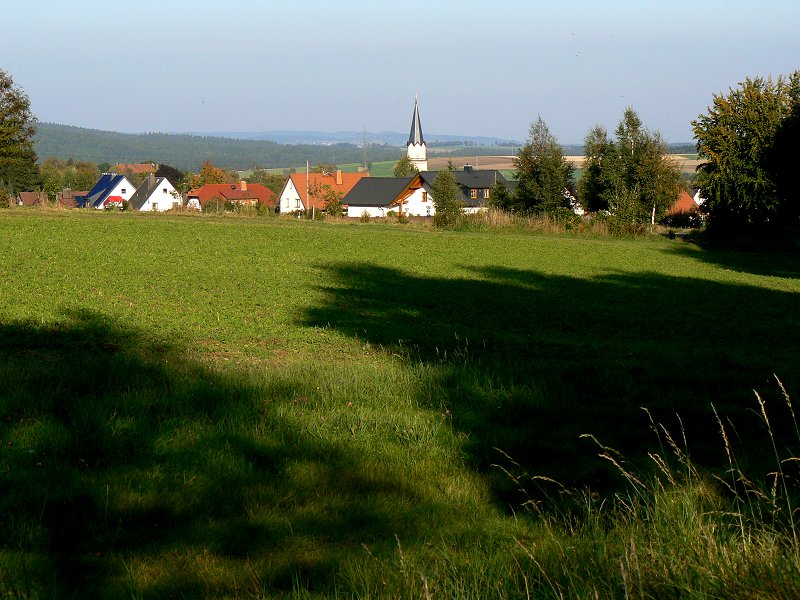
[79,174,136,209]
[128,174,180,212]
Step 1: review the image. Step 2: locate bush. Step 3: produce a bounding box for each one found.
[0,189,10,208]
[360,211,370,223]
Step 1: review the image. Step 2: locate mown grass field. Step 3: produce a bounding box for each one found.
[1,208,799,598]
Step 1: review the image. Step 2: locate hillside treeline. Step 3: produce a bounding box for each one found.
[33,123,405,171]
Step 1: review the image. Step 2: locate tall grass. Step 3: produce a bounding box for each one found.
[503,377,800,599]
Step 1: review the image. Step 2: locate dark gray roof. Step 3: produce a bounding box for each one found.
[343,177,414,207]
[418,169,509,207]
[407,99,424,146]
[418,169,507,190]
[128,174,168,210]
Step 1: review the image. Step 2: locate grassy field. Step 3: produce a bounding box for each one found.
[1,208,799,598]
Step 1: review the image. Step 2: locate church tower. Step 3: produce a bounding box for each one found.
[406,97,428,172]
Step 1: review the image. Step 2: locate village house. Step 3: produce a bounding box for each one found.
[186,181,276,210]
[77,174,135,209]
[128,174,180,212]
[342,166,510,218]
[277,170,369,214]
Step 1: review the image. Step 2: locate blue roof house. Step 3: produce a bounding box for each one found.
[77,174,136,209]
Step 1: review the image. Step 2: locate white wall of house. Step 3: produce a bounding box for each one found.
[346,205,387,218]
[95,178,135,209]
[394,186,435,217]
[139,179,180,212]
[278,178,304,213]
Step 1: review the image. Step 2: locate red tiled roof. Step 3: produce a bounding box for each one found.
[288,171,370,210]
[187,182,276,207]
[666,189,699,215]
[57,189,87,208]
[17,192,47,206]
[111,163,156,175]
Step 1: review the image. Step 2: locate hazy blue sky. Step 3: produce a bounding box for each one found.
[3,0,799,143]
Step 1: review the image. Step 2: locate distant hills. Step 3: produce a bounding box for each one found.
[33,123,694,172]
[33,124,522,171]
[192,130,523,147]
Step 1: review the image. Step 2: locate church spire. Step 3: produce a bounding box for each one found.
[406,96,427,171]
[407,96,425,146]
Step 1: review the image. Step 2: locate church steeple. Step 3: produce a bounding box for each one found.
[406,96,427,171]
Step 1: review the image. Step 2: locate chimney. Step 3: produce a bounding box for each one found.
[336,170,342,185]
[240,180,247,192]
[464,164,473,174]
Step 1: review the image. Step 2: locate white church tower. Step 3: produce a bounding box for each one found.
[406,96,428,172]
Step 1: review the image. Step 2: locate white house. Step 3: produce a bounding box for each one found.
[277,171,369,214]
[128,174,180,212]
[79,174,136,209]
[343,177,431,218]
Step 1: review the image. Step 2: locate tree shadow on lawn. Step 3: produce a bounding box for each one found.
[0,310,462,598]
[301,261,800,503]
[666,234,800,279]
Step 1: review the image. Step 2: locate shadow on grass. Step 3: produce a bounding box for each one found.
[302,262,800,500]
[0,310,454,598]
[667,233,800,279]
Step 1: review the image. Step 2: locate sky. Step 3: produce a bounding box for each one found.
[3,0,799,144]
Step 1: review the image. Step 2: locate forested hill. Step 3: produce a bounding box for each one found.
[33,123,405,171]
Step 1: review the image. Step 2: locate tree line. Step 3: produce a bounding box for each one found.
[419,72,799,235]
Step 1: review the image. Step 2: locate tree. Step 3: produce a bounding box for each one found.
[38,157,101,202]
[488,178,512,210]
[578,108,681,224]
[393,155,419,177]
[577,126,613,212]
[185,161,235,189]
[0,70,39,192]
[513,117,574,213]
[247,167,286,195]
[693,72,800,232]
[431,168,463,228]
[155,163,185,189]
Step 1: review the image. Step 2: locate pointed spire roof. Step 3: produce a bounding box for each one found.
[407,97,425,146]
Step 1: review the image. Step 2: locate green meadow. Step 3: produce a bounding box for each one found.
[1,209,800,598]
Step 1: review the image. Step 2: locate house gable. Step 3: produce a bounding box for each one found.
[281,171,369,213]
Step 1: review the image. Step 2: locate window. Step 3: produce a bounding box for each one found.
[470,189,477,199]
[295,198,301,208]
[163,188,168,193]
[483,189,490,199]
[152,203,158,211]
[422,191,428,202]
[121,188,127,194]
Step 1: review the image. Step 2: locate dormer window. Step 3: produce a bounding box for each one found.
[470,189,478,199]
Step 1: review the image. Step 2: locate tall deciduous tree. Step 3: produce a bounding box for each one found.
[513,117,574,213]
[578,126,614,212]
[393,155,419,177]
[185,161,235,189]
[0,70,39,192]
[693,73,800,231]
[579,108,681,224]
